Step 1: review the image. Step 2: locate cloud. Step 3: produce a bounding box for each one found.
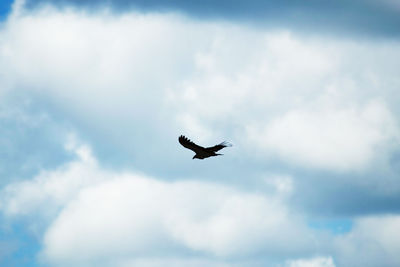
[0,98,73,186]
[117,258,232,267]
[42,177,310,263]
[2,138,397,267]
[334,215,400,267]
[0,6,219,169]
[1,3,400,266]
[1,2,400,213]
[0,138,104,219]
[1,141,315,266]
[286,256,335,267]
[247,100,399,171]
[20,0,400,37]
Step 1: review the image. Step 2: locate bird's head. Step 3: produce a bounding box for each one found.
[192,155,198,160]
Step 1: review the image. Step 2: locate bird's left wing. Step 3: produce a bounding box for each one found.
[206,141,232,152]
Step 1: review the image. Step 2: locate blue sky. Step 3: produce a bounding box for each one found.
[0,0,13,19]
[1,0,400,266]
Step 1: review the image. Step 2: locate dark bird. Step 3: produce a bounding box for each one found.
[178,135,232,160]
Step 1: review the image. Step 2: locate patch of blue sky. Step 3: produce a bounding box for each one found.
[0,219,41,267]
[0,0,13,21]
[308,218,353,235]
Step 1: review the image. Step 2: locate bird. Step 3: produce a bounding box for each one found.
[178,135,232,159]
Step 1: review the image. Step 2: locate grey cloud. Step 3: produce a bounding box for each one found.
[290,171,400,217]
[23,0,400,37]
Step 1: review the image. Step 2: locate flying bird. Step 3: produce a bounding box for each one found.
[178,135,232,159]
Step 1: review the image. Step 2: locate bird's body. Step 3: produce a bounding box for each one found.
[178,135,232,159]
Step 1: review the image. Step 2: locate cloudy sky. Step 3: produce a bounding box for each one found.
[1,0,400,266]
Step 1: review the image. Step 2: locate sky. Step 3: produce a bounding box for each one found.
[0,0,400,266]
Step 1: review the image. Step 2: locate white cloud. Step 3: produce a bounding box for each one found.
[117,258,232,267]
[1,7,211,144]
[1,6,400,172]
[4,142,400,267]
[247,100,399,171]
[0,139,104,219]
[40,170,313,265]
[0,140,313,266]
[334,215,400,267]
[165,32,400,172]
[286,256,335,267]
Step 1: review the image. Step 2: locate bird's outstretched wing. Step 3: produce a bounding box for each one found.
[206,141,232,152]
[179,135,204,153]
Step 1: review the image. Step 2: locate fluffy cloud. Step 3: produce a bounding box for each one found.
[1,141,314,266]
[333,215,400,267]
[0,139,102,219]
[42,177,310,263]
[286,256,335,267]
[247,100,399,171]
[2,139,398,266]
[2,6,400,176]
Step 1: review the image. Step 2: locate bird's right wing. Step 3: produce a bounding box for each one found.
[178,135,204,153]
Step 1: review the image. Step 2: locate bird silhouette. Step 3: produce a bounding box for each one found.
[178,135,232,159]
